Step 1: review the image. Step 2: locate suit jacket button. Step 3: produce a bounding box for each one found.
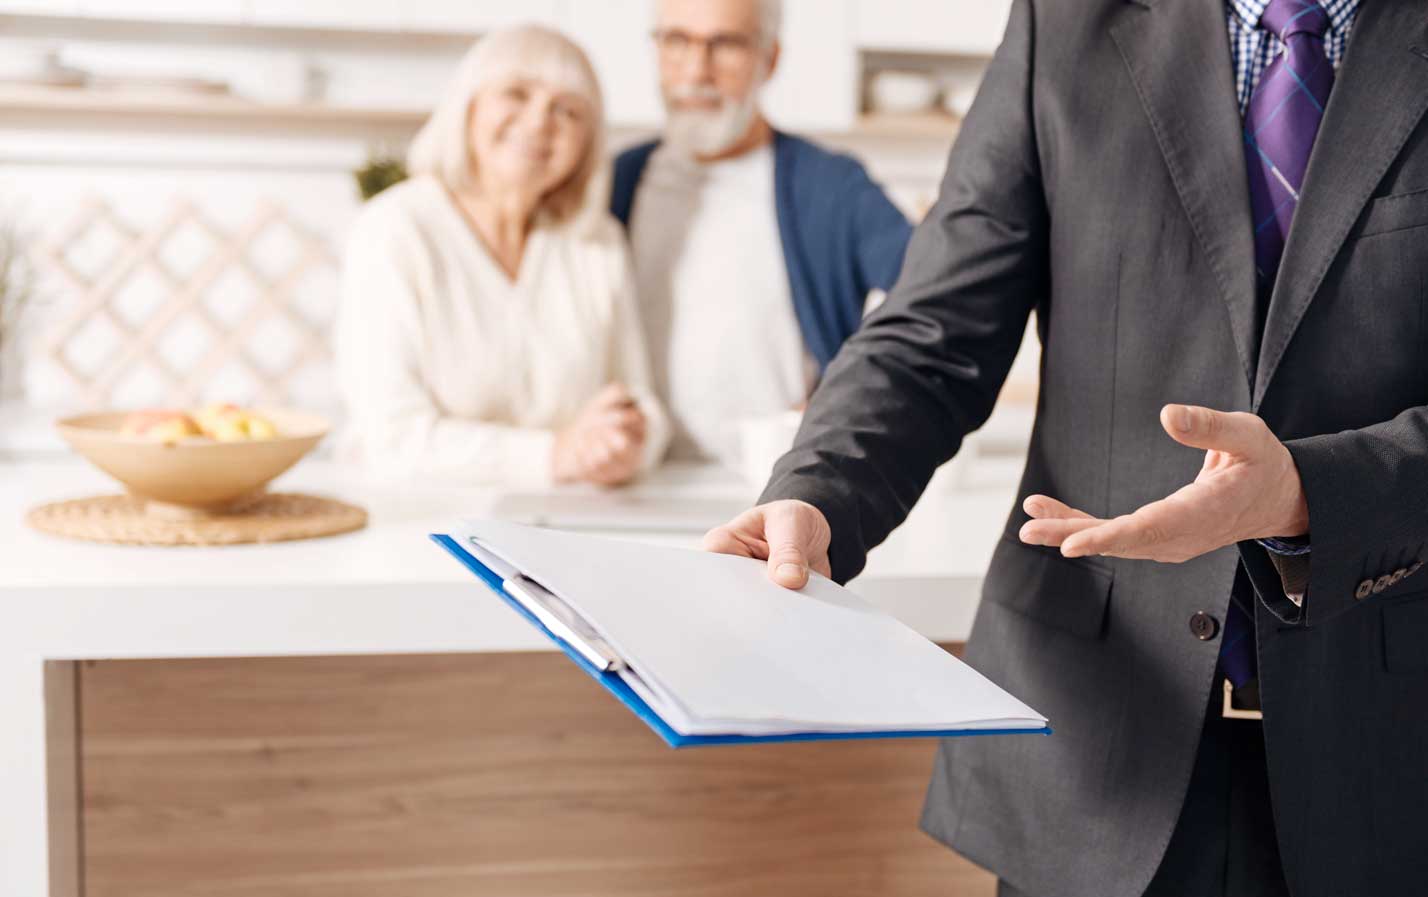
[1373,574,1393,594]
[1189,612,1219,640]
[1356,578,1374,599]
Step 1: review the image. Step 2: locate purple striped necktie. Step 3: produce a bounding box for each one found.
[1225,0,1334,689]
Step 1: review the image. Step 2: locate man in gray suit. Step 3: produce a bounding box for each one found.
[704,0,1428,894]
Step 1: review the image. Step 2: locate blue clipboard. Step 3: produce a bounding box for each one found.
[432,533,1052,748]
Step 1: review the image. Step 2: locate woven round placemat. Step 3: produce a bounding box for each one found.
[26,492,368,546]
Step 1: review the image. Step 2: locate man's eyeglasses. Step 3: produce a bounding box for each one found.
[652,28,758,70]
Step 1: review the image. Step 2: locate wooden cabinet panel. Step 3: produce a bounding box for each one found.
[45,662,81,897]
[76,651,994,897]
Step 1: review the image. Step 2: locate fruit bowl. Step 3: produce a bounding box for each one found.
[56,407,329,516]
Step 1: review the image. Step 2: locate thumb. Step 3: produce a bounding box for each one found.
[601,382,634,404]
[763,505,814,590]
[587,383,628,413]
[1160,404,1263,457]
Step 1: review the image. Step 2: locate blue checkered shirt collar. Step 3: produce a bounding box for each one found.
[1228,0,1359,37]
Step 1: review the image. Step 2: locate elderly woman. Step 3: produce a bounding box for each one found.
[336,26,668,487]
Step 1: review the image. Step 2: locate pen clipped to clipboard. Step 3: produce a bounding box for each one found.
[465,536,625,672]
[436,518,1050,747]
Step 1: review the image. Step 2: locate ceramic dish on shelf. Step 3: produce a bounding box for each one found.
[940,80,981,119]
[0,45,86,87]
[55,407,328,517]
[867,69,939,114]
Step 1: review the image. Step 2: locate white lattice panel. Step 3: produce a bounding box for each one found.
[29,195,339,411]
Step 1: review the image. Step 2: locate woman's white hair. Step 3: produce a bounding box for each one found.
[407,25,608,228]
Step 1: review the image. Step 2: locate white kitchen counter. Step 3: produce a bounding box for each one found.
[0,455,1023,896]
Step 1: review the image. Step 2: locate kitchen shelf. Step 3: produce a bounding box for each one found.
[854,111,961,140]
[0,84,970,145]
[0,12,481,50]
[0,84,427,129]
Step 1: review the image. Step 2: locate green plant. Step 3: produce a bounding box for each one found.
[354,154,409,200]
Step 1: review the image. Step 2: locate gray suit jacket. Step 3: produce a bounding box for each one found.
[758,1,1428,895]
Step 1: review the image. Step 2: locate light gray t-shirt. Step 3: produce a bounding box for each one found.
[629,143,816,467]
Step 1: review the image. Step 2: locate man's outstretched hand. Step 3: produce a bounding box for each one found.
[702,499,833,589]
[1019,404,1309,563]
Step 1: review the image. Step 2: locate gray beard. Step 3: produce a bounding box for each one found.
[663,94,759,158]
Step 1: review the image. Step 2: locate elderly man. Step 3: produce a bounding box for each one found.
[611,0,911,467]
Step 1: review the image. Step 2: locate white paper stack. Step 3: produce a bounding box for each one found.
[453,518,1048,739]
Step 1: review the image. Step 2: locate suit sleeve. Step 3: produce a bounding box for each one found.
[1240,410,1428,626]
[757,0,1048,584]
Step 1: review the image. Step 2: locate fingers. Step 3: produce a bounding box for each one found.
[575,442,625,483]
[701,506,771,559]
[590,424,640,461]
[575,440,606,474]
[1160,404,1265,457]
[585,433,617,466]
[701,525,758,558]
[587,433,642,486]
[597,407,646,440]
[1059,516,1144,558]
[591,382,635,412]
[1022,494,1095,520]
[1061,496,1189,560]
[1019,494,1100,546]
[1020,515,1103,546]
[584,390,646,452]
[702,501,831,590]
[599,427,633,455]
[562,383,648,485]
[1025,402,1265,563]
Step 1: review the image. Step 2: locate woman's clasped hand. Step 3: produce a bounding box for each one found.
[552,383,649,486]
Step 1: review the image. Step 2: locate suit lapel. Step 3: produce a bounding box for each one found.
[1111,0,1259,396]
[1253,0,1428,408]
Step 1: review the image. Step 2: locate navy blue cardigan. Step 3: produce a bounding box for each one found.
[611,131,912,372]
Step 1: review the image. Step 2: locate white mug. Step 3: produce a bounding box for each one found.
[736,410,805,490]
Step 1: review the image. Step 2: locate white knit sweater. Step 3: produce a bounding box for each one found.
[335,176,669,487]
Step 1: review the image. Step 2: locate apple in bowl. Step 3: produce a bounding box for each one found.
[57,407,328,516]
[117,409,203,444]
[191,403,277,441]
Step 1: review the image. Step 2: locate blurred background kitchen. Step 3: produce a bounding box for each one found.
[0,2,1041,896]
[0,0,1037,460]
